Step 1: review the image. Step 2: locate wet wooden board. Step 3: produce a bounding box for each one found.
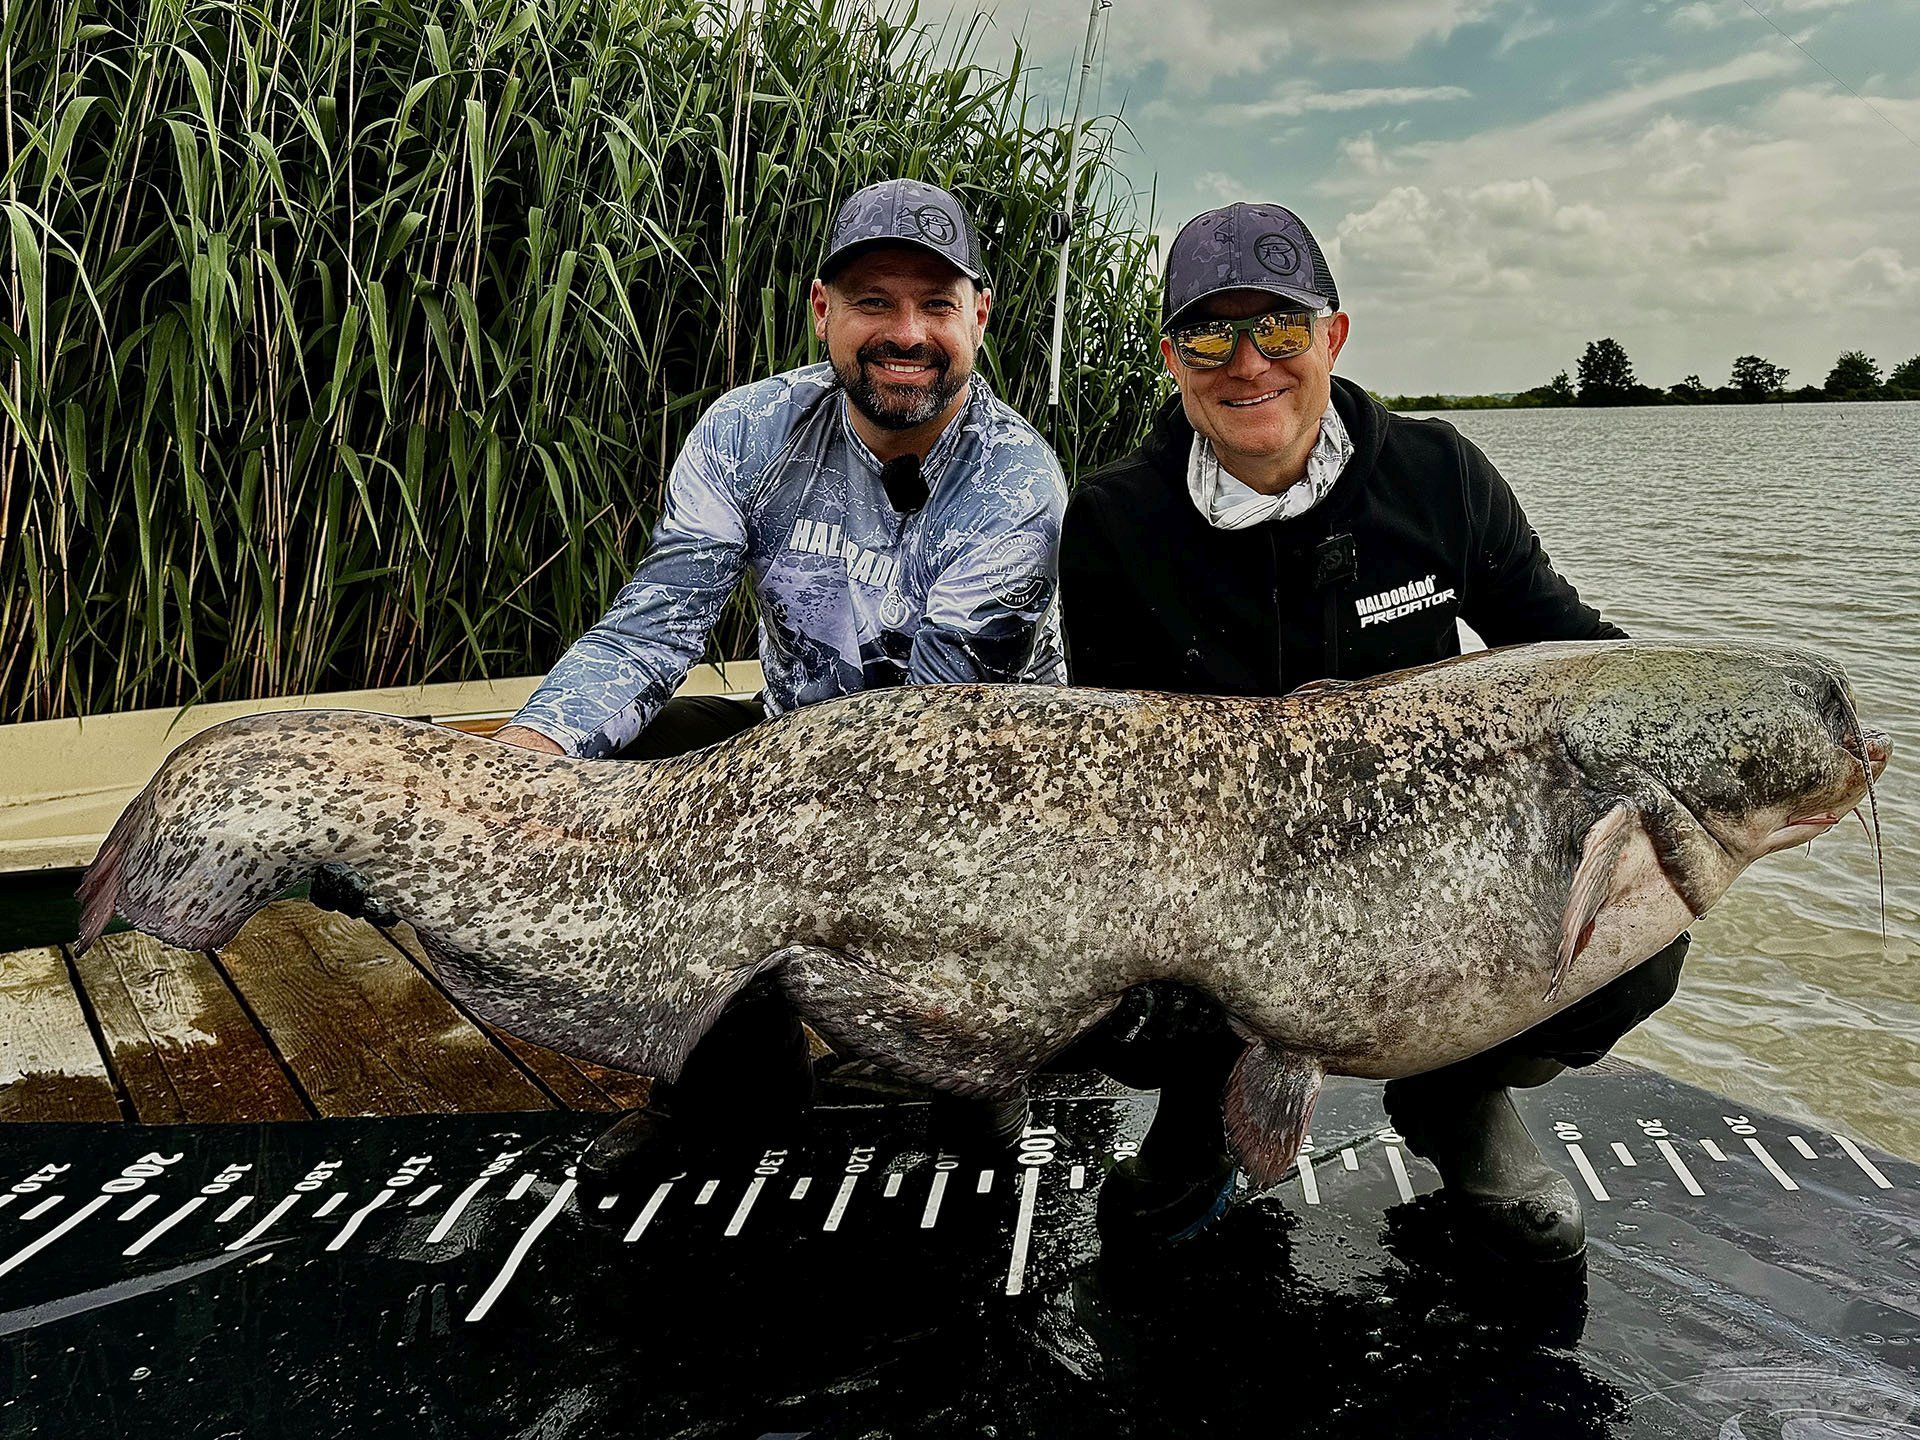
[0,945,121,1122]
[214,902,553,1118]
[68,931,310,1125]
[382,923,651,1112]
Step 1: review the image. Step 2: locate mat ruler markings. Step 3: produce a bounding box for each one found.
[119,1195,158,1222]
[327,1190,393,1252]
[1611,1142,1637,1166]
[19,1195,63,1222]
[1834,1135,1892,1189]
[724,1178,766,1237]
[0,1196,111,1279]
[1655,1139,1705,1197]
[695,1179,720,1206]
[465,1178,576,1324]
[228,1195,302,1251]
[1004,1167,1041,1297]
[1746,1139,1799,1192]
[1702,1139,1729,1161]
[1385,1147,1415,1203]
[1566,1144,1611,1202]
[124,1197,205,1257]
[921,1170,950,1229]
[624,1181,675,1242]
[506,1173,536,1202]
[789,1176,811,1200]
[314,1194,347,1218]
[408,1185,442,1208]
[1297,1152,1321,1206]
[822,1176,859,1232]
[1789,1136,1818,1161]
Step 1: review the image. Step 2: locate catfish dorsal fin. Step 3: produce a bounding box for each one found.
[1222,1043,1325,1189]
[1548,802,1638,1003]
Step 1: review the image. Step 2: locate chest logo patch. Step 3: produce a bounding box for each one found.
[788,517,901,590]
[1356,573,1456,628]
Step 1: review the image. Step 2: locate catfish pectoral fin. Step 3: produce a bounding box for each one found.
[1222,1043,1325,1189]
[1549,802,1639,1001]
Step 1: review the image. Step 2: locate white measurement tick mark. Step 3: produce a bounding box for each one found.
[215,1197,252,1224]
[1296,1153,1321,1206]
[976,1169,994,1194]
[506,1173,536,1202]
[1701,1139,1728,1162]
[1790,1136,1818,1161]
[1611,1142,1638,1166]
[883,1173,902,1198]
[0,1195,111,1279]
[20,1195,63,1222]
[408,1185,442,1208]
[1566,1144,1610,1202]
[694,1179,720,1206]
[119,1195,159,1222]
[921,1172,949,1229]
[623,1181,674,1242]
[326,1190,394,1251]
[1069,1165,1086,1191]
[426,1177,490,1243]
[124,1197,205,1257]
[823,1175,858,1232]
[1655,1139,1704,1197]
[724,1178,766,1237]
[596,1195,618,1211]
[1341,1149,1358,1171]
[1834,1135,1892,1189]
[465,1177,575,1324]
[1747,1139,1799,1192]
[227,1194,301,1251]
[313,1193,347,1218]
[789,1176,811,1200]
[1005,1167,1041,1297]
[1385,1147,1414,1203]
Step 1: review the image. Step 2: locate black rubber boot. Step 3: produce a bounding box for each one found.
[927,1090,1030,1157]
[1382,1060,1584,1266]
[580,983,814,1183]
[1096,1080,1239,1248]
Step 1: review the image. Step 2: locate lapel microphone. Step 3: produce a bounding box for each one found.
[880,453,929,514]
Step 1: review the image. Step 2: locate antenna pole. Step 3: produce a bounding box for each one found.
[1048,0,1110,407]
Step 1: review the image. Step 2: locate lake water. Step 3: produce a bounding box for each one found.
[1420,401,1920,1159]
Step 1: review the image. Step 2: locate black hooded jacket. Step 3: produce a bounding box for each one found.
[1060,376,1624,695]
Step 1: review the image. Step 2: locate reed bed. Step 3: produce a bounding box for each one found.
[0,0,1162,722]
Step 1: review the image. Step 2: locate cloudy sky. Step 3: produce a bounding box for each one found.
[946,0,1920,396]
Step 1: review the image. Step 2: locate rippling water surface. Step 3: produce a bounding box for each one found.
[1419,402,1920,1158]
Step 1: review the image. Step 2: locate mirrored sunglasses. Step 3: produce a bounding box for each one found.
[1169,309,1323,369]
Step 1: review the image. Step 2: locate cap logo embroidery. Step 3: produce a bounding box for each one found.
[1255,233,1300,277]
[909,205,958,245]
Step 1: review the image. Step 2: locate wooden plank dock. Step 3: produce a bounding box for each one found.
[0,899,652,1125]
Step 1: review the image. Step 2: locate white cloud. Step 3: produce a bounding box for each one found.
[922,0,1517,87]
[1318,77,1920,392]
[1212,83,1472,123]
[1193,170,1244,202]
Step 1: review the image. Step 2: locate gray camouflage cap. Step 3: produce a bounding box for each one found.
[1162,202,1338,329]
[821,179,988,287]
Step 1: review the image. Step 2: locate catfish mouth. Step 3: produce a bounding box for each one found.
[1761,726,1890,854]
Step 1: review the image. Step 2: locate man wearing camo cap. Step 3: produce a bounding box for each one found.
[490,178,1067,1170]
[1060,201,1686,1264]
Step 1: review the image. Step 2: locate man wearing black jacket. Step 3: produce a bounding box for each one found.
[1061,202,1687,1263]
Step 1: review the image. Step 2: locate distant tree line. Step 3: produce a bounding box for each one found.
[1382,342,1920,412]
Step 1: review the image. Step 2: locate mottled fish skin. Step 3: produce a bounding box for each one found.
[76,641,1887,1165]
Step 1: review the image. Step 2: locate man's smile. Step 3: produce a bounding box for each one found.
[1222,387,1287,408]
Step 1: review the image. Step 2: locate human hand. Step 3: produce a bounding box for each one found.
[492,724,566,754]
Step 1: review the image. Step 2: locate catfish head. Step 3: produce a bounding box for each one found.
[1561,642,1890,916]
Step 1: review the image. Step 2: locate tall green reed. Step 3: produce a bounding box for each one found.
[0,0,1162,721]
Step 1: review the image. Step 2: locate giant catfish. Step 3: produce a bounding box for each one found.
[76,641,1890,1184]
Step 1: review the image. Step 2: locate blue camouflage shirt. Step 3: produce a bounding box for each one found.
[512,363,1068,758]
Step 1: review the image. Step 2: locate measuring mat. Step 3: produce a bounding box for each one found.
[0,1067,1914,1437]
